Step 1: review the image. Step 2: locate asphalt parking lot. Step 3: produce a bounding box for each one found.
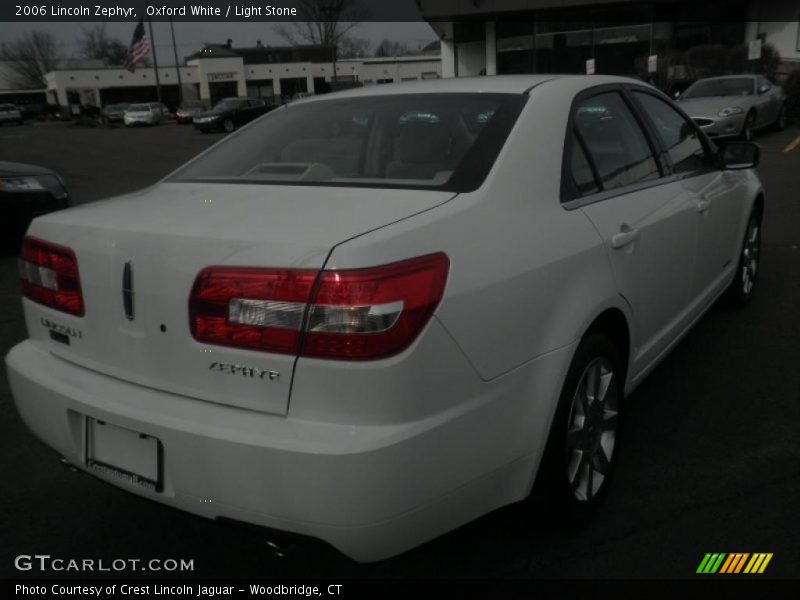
[1,120,799,579]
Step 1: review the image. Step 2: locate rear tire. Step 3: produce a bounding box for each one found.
[723,208,762,308]
[531,333,623,525]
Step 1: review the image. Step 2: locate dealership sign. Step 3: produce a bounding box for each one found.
[208,72,237,81]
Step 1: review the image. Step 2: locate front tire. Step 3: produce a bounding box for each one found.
[532,333,622,524]
[773,103,787,131]
[741,112,755,141]
[723,208,762,308]
[223,118,235,133]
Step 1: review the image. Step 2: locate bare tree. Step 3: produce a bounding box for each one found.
[374,39,411,58]
[275,0,366,53]
[77,24,128,66]
[0,31,62,89]
[338,37,371,59]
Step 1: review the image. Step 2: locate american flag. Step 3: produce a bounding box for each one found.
[125,18,150,72]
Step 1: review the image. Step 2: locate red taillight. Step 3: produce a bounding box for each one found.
[189,253,449,360]
[19,236,84,316]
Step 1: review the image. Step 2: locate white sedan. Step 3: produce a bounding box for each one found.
[123,103,160,126]
[6,75,763,562]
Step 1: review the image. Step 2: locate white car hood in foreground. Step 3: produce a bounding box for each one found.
[25,182,456,415]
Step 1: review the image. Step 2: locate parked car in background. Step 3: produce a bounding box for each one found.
[102,103,130,124]
[193,97,274,133]
[175,101,204,124]
[0,104,24,126]
[6,76,764,562]
[123,103,161,127]
[150,102,173,121]
[0,161,69,240]
[677,75,786,141]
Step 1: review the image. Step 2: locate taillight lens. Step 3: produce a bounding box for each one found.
[189,253,449,360]
[189,267,318,354]
[19,236,84,316]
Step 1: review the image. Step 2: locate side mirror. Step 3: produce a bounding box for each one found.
[758,84,770,95]
[719,141,760,170]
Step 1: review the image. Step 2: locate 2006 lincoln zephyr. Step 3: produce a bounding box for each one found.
[6,75,763,561]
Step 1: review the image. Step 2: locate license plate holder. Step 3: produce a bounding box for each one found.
[86,418,163,492]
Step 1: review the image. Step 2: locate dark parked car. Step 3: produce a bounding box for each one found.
[0,161,70,240]
[193,97,274,133]
[175,100,204,124]
[102,103,130,124]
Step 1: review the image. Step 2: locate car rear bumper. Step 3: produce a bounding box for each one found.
[193,122,221,131]
[5,337,573,561]
[124,117,154,126]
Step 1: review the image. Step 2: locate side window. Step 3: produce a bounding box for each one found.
[633,92,709,175]
[569,131,600,196]
[573,92,660,192]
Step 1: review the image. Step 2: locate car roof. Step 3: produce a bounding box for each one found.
[294,74,650,104]
[694,75,756,82]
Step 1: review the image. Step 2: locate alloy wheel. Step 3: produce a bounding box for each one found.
[566,357,619,502]
[741,218,760,296]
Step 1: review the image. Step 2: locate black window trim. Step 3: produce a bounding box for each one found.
[560,83,669,209]
[560,82,721,211]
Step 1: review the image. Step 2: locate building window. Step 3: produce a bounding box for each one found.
[797,19,800,52]
[497,21,534,74]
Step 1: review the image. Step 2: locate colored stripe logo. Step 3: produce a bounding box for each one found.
[697,553,773,574]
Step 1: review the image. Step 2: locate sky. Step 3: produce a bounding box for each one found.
[0,21,439,65]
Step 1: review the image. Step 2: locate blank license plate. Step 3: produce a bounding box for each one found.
[86,418,162,492]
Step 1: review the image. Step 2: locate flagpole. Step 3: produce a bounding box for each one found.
[169,16,183,107]
[146,6,163,109]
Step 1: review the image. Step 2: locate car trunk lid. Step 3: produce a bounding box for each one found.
[24,182,454,415]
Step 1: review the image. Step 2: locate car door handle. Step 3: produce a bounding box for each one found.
[611,226,640,249]
[696,197,711,214]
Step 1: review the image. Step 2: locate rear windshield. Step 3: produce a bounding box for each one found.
[683,78,754,98]
[169,93,525,192]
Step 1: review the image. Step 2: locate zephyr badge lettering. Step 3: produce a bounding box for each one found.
[209,361,280,381]
[122,261,134,320]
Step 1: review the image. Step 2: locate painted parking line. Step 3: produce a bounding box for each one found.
[783,136,800,153]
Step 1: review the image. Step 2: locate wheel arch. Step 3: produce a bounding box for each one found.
[753,192,765,217]
[583,307,632,392]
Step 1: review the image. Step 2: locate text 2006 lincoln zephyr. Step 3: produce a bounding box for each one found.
[6,75,764,561]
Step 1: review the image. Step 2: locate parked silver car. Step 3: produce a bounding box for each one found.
[677,75,786,141]
[0,103,24,126]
